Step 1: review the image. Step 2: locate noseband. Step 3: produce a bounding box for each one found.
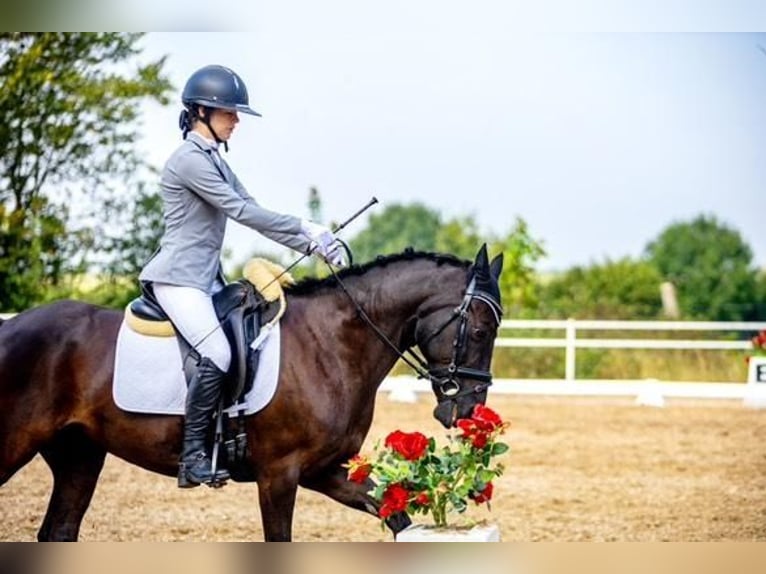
[330,270,503,403]
[419,277,503,401]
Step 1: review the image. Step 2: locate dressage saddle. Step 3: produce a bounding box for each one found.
[129,280,265,407]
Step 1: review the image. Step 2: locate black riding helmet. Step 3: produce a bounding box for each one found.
[183,65,261,116]
[178,65,260,149]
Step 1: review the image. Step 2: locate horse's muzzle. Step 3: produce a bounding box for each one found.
[433,400,458,429]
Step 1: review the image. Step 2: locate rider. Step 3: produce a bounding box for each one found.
[139,64,345,488]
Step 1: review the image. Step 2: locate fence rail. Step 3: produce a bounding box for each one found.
[496,318,766,383]
[4,312,765,399]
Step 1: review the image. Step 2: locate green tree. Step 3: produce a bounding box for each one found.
[490,217,546,314]
[81,183,166,308]
[0,33,171,310]
[539,257,663,319]
[757,269,766,319]
[644,215,761,320]
[434,215,483,261]
[349,202,442,263]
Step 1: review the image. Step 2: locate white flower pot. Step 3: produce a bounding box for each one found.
[396,523,500,542]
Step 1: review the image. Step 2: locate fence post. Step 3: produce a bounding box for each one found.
[565,318,576,382]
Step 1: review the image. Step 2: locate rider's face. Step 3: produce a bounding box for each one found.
[201,108,240,141]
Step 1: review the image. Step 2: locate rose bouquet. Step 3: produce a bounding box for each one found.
[346,404,509,528]
[751,330,766,360]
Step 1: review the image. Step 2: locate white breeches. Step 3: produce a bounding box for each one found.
[153,283,231,372]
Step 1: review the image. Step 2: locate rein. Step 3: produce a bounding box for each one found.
[325,265,503,401]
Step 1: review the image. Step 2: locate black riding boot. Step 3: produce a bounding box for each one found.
[178,356,231,488]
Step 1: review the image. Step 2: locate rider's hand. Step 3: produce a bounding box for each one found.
[300,219,336,252]
[323,243,348,268]
[301,220,347,267]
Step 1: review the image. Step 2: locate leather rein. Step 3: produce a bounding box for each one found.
[327,267,503,403]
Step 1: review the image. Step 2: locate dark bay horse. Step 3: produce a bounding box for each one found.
[0,245,504,541]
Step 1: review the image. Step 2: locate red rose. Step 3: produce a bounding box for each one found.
[456,418,489,449]
[470,431,489,449]
[413,491,430,507]
[469,482,494,504]
[379,483,410,518]
[385,430,429,461]
[346,454,372,484]
[472,404,503,431]
[456,418,477,435]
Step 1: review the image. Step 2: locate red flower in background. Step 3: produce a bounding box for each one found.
[379,483,410,518]
[747,330,766,364]
[752,331,766,354]
[384,430,429,461]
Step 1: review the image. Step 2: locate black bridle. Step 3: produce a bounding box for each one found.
[329,268,503,404]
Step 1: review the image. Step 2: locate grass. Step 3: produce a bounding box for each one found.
[392,348,750,383]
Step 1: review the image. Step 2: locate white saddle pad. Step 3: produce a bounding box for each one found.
[113,320,280,416]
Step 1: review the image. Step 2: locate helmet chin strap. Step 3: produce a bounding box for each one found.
[199,107,229,152]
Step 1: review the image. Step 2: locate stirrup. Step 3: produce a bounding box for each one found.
[177,456,230,489]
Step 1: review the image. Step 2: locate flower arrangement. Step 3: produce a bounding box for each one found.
[345,404,510,528]
[751,330,766,360]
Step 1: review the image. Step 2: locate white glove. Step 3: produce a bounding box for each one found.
[300,219,347,267]
[300,219,335,252]
[323,242,348,267]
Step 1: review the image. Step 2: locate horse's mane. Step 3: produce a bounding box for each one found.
[285,249,470,296]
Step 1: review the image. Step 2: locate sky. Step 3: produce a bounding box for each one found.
[132,5,766,272]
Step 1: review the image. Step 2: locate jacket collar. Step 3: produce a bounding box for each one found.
[187,131,219,152]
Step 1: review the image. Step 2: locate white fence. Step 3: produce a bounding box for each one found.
[495,319,766,382]
[383,319,766,401]
[3,312,765,400]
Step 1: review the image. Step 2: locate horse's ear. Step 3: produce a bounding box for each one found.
[489,253,504,281]
[474,243,489,275]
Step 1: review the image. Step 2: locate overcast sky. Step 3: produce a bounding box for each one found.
[134,8,766,271]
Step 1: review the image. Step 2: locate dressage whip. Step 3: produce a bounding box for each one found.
[204,196,378,485]
[189,196,379,351]
[259,195,379,290]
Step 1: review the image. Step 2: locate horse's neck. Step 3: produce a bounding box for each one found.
[342,262,464,360]
[360,264,454,323]
[287,261,465,391]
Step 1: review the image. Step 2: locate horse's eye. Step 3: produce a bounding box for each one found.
[471,327,487,341]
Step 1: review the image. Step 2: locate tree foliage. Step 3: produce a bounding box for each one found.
[0,33,171,310]
[644,215,762,320]
[539,258,663,319]
[347,202,545,314]
[490,217,546,314]
[348,202,442,262]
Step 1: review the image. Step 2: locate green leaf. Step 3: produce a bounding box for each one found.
[0,33,172,310]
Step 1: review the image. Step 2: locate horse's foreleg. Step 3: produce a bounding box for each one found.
[258,463,300,541]
[302,466,412,538]
[37,426,106,541]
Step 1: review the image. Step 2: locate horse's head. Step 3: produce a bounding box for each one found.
[414,244,504,428]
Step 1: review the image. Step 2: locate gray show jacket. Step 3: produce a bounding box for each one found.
[139,132,310,292]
